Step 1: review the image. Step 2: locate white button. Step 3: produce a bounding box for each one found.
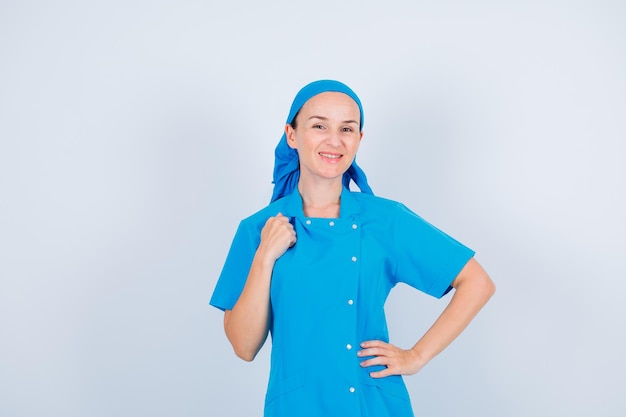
[329,221,335,227]
[352,224,358,229]
[305,220,311,225]
[347,299,354,305]
[351,256,357,262]
[349,387,356,393]
[346,344,352,350]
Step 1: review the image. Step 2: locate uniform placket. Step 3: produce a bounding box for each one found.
[344,218,361,404]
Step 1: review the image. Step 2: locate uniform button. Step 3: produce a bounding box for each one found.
[349,387,356,393]
[351,256,357,262]
[329,221,335,227]
[347,299,354,305]
[346,344,352,350]
[352,224,358,229]
[305,220,311,225]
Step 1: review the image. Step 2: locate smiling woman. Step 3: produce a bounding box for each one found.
[209,80,495,417]
[285,92,363,216]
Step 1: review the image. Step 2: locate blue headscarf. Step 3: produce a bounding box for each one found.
[271,80,374,203]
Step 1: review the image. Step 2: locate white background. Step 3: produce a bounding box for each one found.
[1,1,624,416]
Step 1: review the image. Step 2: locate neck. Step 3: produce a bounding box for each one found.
[298,177,343,218]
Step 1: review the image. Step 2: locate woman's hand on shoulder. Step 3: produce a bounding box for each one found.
[358,340,426,378]
[257,212,297,262]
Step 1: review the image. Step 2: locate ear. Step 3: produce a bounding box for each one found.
[285,124,297,149]
[359,131,364,142]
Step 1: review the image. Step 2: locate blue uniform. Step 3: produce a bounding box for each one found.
[210,188,475,416]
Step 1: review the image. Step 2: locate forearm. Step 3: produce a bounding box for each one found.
[410,259,495,366]
[224,252,274,361]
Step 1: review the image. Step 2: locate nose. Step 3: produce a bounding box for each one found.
[325,130,341,147]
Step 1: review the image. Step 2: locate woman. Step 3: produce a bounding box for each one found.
[210,80,495,417]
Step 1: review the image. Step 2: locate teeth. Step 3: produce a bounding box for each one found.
[320,153,341,159]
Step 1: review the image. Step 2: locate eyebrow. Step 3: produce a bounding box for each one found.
[308,115,359,125]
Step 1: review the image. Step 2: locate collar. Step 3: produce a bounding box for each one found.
[281,187,362,219]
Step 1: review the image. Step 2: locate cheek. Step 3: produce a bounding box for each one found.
[348,137,362,152]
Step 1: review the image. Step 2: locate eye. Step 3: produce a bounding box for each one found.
[313,124,324,130]
[342,126,354,132]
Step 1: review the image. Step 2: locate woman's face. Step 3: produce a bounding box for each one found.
[285,92,363,185]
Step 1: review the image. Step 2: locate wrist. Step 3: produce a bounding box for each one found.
[254,247,278,268]
[408,345,430,368]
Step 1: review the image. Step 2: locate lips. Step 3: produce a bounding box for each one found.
[319,152,342,160]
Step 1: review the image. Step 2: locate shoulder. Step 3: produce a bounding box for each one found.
[350,191,432,232]
[239,198,289,229]
[350,191,412,215]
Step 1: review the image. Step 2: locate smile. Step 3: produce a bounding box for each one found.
[319,152,342,159]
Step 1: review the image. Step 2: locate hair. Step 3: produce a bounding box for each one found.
[289,110,301,129]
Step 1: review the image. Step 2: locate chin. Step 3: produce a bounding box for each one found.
[319,168,349,179]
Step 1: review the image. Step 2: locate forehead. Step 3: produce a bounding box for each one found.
[299,92,360,117]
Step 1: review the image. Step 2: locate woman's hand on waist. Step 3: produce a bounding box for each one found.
[357,340,426,378]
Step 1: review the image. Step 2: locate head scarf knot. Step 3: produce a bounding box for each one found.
[271,80,374,203]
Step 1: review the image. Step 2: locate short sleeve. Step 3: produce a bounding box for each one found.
[392,203,475,298]
[209,219,260,311]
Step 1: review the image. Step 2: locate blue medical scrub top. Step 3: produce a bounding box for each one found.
[210,188,475,417]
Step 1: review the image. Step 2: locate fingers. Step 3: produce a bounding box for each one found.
[259,213,297,261]
[369,368,394,378]
[359,352,395,379]
[360,340,388,349]
[358,340,394,358]
[275,214,297,246]
[359,355,388,368]
[274,213,296,241]
[358,341,395,369]
[263,213,295,235]
[268,213,293,227]
[358,340,421,377]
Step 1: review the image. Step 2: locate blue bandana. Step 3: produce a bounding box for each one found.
[270,80,374,203]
